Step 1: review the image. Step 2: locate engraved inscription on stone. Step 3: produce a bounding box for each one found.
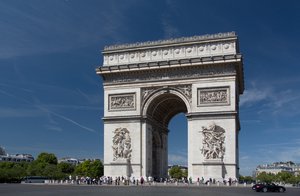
[109,93,136,111]
[198,87,229,106]
[200,122,225,160]
[112,128,132,161]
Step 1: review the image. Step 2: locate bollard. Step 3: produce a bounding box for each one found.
[197,182,200,186]
[164,181,167,186]
[217,182,220,186]
[244,182,247,187]
[175,181,178,186]
[207,182,210,186]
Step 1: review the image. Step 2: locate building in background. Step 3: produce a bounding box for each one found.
[0,146,34,163]
[58,157,80,165]
[255,161,300,176]
[58,157,101,165]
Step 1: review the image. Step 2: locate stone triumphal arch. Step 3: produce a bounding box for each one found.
[96,32,244,181]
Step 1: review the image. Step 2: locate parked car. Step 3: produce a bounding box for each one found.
[252,183,286,192]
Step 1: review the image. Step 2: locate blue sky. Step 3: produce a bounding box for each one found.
[1,0,300,176]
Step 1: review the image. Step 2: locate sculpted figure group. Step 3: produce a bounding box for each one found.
[201,122,225,159]
[112,128,132,160]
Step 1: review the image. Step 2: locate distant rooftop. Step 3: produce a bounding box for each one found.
[104,32,236,51]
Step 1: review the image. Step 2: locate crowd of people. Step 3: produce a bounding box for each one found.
[47,175,239,187]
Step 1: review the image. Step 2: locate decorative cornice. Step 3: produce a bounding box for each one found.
[104,32,236,51]
[102,32,238,67]
[99,63,237,87]
[97,54,242,74]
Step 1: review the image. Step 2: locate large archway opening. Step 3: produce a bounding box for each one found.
[168,113,188,170]
[145,92,188,179]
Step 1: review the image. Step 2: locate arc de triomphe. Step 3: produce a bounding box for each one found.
[96,32,244,181]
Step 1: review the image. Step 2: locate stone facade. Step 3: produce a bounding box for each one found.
[96,32,244,181]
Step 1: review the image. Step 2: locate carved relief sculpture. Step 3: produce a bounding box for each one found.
[200,122,225,159]
[177,85,192,102]
[141,87,159,101]
[112,128,132,161]
[198,87,229,106]
[109,93,135,111]
[141,85,192,104]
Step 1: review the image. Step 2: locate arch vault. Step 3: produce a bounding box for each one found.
[96,32,244,181]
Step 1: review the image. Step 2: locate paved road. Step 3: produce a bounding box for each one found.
[0,184,300,196]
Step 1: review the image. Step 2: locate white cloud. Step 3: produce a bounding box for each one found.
[240,87,271,106]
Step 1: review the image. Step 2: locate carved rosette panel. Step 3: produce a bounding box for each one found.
[200,122,225,160]
[198,87,229,106]
[112,128,132,161]
[109,93,136,111]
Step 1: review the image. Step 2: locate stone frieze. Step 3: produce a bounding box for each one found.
[198,87,229,106]
[109,93,136,111]
[104,64,236,84]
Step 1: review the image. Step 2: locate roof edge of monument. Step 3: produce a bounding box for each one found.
[103,32,237,52]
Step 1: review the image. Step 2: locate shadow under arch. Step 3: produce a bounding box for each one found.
[142,87,191,127]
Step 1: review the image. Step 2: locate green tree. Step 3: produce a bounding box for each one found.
[239,175,254,183]
[276,172,293,184]
[43,164,65,180]
[0,162,28,183]
[75,160,90,176]
[75,160,103,178]
[169,166,183,179]
[27,152,62,179]
[276,171,295,184]
[88,160,103,178]
[27,161,47,176]
[57,162,75,174]
[36,152,58,165]
[256,172,275,183]
[182,170,188,178]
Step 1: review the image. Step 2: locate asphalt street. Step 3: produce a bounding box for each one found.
[1,184,300,196]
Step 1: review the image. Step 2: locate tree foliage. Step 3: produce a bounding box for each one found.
[74,160,103,178]
[58,162,75,174]
[169,166,184,179]
[239,175,254,183]
[0,162,28,183]
[256,171,300,184]
[0,152,104,183]
[36,152,58,165]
